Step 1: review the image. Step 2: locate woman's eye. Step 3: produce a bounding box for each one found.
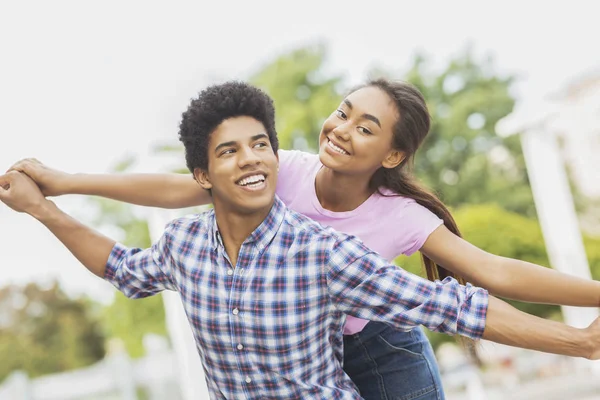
[358,127,372,135]
[221,149,235,156]
[335,109,347,119]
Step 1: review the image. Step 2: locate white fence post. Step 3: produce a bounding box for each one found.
[519,126,599,373]
[106,339,137,400]
[520,128,598,326]
[143,334,174,400]
[0,371,31,400]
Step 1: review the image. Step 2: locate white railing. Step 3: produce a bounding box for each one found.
[0,335,182,400]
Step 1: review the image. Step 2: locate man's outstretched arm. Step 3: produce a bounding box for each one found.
[483,296,598,359]
[0,171,113,277]
[328,238,598,359]
[0,171,176,297]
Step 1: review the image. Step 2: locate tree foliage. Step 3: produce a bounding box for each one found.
[389,50,534,216]
[0,282,105,382]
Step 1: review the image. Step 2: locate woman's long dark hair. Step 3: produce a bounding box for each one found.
[362,78,480,359]
[361,78,466,286]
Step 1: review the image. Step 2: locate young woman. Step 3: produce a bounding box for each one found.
[12,79,600,400]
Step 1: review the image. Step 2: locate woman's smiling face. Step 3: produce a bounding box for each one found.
[318,85,401,176]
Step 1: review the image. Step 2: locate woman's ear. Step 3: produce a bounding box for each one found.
[193,168,212,190]
[382,150,404,169]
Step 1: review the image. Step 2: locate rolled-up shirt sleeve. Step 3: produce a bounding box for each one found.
[327,236,488,340]
[104,224,178,298]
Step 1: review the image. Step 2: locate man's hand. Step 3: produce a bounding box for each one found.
[0,171,49,216]
[8,158,71,197]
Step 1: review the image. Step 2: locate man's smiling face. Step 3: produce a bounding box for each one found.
[195,116,279,216]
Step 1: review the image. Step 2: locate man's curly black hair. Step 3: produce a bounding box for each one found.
[178,81,279,172]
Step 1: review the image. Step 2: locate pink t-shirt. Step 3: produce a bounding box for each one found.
[275,149,444,335]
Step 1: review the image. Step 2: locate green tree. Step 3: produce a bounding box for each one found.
[250,44,343,151]
[0,282,105,382]
[375,48,535,217]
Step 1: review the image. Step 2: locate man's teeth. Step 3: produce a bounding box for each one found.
[238,174,266,186]
[328,140,349,155]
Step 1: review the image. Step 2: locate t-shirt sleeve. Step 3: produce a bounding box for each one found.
[275,149,318,204]
[399,200,444,256]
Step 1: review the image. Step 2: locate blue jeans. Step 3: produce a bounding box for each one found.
[343,322,444,400]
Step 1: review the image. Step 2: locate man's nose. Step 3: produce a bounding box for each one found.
[238,146,261,168]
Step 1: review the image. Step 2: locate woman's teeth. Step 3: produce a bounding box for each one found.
[328,140,349,155]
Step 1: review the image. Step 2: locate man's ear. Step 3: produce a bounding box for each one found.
[381,150,405,169]
[193,168,212,190]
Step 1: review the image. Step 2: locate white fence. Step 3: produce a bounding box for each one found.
[4,334,600,400]
[0,335,182,400]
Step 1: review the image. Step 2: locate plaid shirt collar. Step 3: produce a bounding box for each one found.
[209,195,286,253]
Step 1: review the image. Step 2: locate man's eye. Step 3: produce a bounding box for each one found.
[254,142,268,148]
[221,149,235,156]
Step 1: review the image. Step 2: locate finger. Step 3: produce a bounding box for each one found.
[7,162,21,173]
[8,160,35,175]
[7,158,33,172]
[7,160,22,173]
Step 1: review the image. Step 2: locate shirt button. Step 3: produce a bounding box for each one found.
[232,308,239,315]
[227,269,233,276]
[237,344,244,350]
[245,377,252,383]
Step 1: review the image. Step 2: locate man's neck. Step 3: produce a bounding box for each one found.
[213,201,274,267]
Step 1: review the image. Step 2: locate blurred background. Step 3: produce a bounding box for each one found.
[1,0,600,399]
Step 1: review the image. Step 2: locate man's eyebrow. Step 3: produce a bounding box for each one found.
[251,133,269,142]
[214,140,237,153]
[342,99,381,128]
[214,133,270,153]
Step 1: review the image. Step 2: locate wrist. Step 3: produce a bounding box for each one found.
[29,199,59,221]
[56,172,78,195]
[575,327,594,359]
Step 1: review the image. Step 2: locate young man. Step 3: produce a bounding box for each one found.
[1,81,600,400]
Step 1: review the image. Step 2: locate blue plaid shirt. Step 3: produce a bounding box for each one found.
[105,196,488,400]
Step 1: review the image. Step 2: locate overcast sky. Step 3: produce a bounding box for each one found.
[1,0,599,303]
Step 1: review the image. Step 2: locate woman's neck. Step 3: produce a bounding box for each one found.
[315,166,375,212]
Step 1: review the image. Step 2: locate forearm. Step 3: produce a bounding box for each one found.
[484,257,600,307]
[483,296,590,358]
[31,200,116,277]
[331,255,488,339]
[66,172,209,209]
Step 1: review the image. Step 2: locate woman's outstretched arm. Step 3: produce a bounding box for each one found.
[9,158,210,209]
[421,225,600,307]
